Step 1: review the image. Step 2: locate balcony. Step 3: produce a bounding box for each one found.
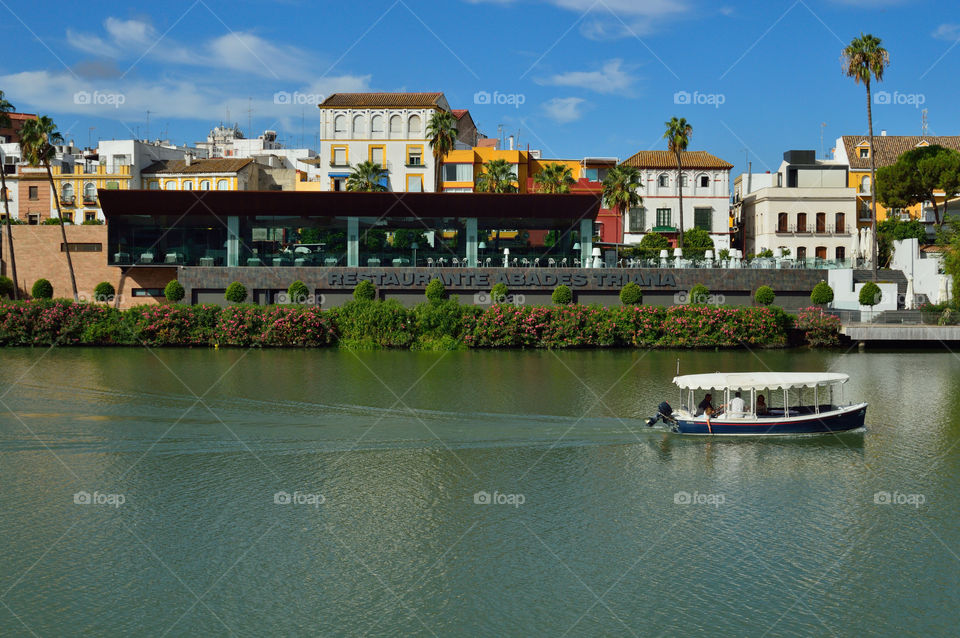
[83,196,97,206]
[62,196,76,206]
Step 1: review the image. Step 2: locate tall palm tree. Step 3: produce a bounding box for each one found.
[20,115,78,301]
[664,117,692,248]
[346,160,388,192]
[533,162,576,194]
[426,110,458,193]
[0,91,18,298]
[475,159,518,193]
[843,33,889,281]
[602,165,643,245]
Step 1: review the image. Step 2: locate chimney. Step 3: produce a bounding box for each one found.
[185,153,192,166]
[881,130,887,136]
[508,135,514,151]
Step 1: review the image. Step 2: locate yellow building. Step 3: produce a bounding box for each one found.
[50,163,132,224]
[440,147,601,193]
[838,135,960,225]
[141,158,256,192]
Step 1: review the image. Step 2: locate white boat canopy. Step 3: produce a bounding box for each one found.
[673,372,849,391]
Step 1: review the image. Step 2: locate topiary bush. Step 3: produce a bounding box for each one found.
[754,285,775,306]
[0,275,14,299]
[689,284,710,305]
[288,280,310,304]
[491,282,509,304]
[810,281,834,306]
[859,281,882,307]
[619,282,642,305]
[353,280,376,301]
[93,281,115,303]
[165,280,185,303]
[32,278,53,299]
[552,284,573,305]
[425,278,446,304]
[225,281,248,304]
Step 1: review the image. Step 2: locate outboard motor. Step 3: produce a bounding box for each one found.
[646,401,675,427]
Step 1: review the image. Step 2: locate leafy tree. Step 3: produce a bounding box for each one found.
[630,231,670,259]
[427,110,458,193]
[0,91,18,298]
[534,162,576,194]
[475,159,518,193]
[362,228,387,252]
[859,281,882,306]
[689,283,710,304]
[0,275,14,299]
[552,284,573,305]
[391,229,426,250]
[877,217,927,241]
[939,219,960,304]
[755,286,775,306]
[601,164,642,244]
[31,278,53,299]
[843,33,890,281]
[288,280,310,304]
[620,282,642,305]
[664,116,692,248]
[354,280,376,301]
[94,281,115,302]
[20,115,78,300]
[425,278,446,303]
[876,145,960,228]
[346,161,387,192]
[681,227,714,258]
[491,282,509,303]
[811,281,834,305]
[225,281,248,303]
[164,280,185,303]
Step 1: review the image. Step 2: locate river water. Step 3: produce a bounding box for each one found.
[1,347,958,637]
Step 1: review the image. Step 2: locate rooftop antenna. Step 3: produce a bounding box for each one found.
[247,97,253,135]
[820,122,827,158]
[145,110,151,141]
[88,127,95,149]
[921,109,929,137]
[497,124,503,149]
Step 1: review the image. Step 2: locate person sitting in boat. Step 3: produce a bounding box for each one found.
[695,394,715,417]
[726,391,745,418]
[756,394,769,417]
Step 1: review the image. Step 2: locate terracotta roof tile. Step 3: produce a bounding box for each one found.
[842,135,960,170]
[452,109,468,119]
[318,92,445,108]
[621,150,733,170]
[142,158,254,174]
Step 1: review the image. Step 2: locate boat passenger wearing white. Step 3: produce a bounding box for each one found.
[726,391,745,418]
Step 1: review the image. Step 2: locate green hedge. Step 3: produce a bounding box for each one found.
[0,299,812,349]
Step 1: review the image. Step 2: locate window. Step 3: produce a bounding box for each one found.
[816,212,826,233]
[699,175,710,188]
[408,115,422,135]
[860,176,871,192]
[797,212,807,233]
[693,208,712,231]
[334,115,346,134]
[680,174,688,187]
[148,181,160,190]
[369,145,385,166]
[656,208,671,227]
[183,180,193,190]
[332,146,348,166]
[835,212,845,234]
[442,163,473,182]
[60,211,74,223]
[62,183,74,203]
[84,211,96,222]
[353,115,365,135]
[406,145,423,166]
[658,174,669,188]
[836,246,846,260]
[105,181,119,190]
[60,242,101,252]
[815,246,827,260]
[164,181,177,190]
[628,207,645,232]
[200,180,210,190]
[389,115,402,135]
[406,174,424,192]
[217,179,229,190]
[777,212,789,233]
[83,182,97,202]
[371,115,384,134]
[797,246,807,260]
[28,214,39,225]
[132,288,165,297]
[859,148,869,158]
[29,186,38,200]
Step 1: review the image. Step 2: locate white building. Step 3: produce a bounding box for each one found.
[0,142,20,221]
[619,150,733,250]
[741,150,856,261]
[315,92,454,192]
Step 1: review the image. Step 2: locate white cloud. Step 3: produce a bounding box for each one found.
[542,97,586,123]
[932,23,960,41]
[536,59,635,94]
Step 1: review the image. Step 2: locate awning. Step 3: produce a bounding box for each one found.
[673,372,849,391]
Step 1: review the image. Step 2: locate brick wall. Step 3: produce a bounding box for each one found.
[17,173,51,222]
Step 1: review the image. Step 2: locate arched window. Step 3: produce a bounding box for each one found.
[200,180,211,191]
[777,212,788,233]
[389,115,402,135]
[371,115,384,134]
[334,115,347,135]
[860,176,871,193]
[217,179,229,190]
[164,181,176,191]
[680,174,688,187]
[83,182,96,199]
[797,212,807,233]
[408,114,422,135]
[62,183,74,201]
[352,115,365,135]
[699,174,710,188]
[183,180,193,190]
[658,174,669,188]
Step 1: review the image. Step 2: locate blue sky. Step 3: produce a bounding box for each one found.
[1,0,957,180]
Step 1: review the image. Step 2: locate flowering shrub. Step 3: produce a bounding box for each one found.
[795,306,842,346]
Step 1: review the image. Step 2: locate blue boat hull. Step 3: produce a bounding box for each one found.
[674,404,867,436]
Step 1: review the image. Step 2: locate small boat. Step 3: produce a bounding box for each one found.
[648,372,867,436]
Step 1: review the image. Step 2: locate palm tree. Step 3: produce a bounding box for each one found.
[843,33,890,281]
[664,117,692,248]
[0,91,18,298]
[346,161,388,192]
[475,159,518,193]
[426,110,458,193]
[533,162,576,194]
[20,115,78,300]
[602,165,643,245]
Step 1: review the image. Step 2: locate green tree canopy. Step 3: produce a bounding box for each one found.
[427,110,458,193]
[534,162,576,194]
[876,145,960,227]
[601,165,642,242]
[346,161,388,192]
[681,227,714,257]
[475,159,518,193]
